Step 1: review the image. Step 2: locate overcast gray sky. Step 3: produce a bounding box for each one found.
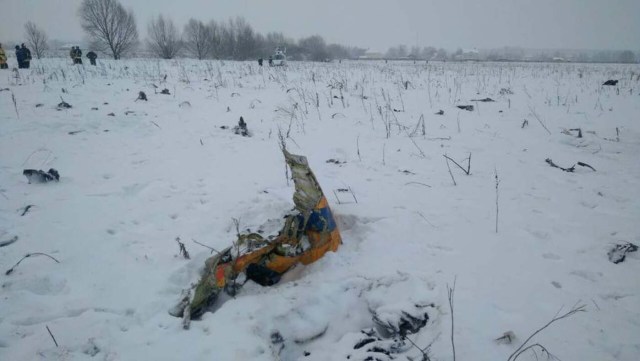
[1,0,638,51]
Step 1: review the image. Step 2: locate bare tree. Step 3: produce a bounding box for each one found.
[233,17,257,60]
[78,0,138,59]
[207,20,222,59]
[147,15,182,59]
[184,19,212,60]
[24,21,48,59]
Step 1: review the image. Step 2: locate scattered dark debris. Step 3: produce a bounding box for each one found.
[457,105,474,111]
[562,128,583,138]
[373,309,429,338]
[175,237,190,259]
[68,130,84,135]
[23,169,60,184]
[91,107,99,111]
[349,328,410,360]
[608,242,638,264]
[499,88,514,95]
[103,102,109,105]
[231,92,241,97]
[82,338,100,357]
[270,331,284,344]
[103,129,110,132]
[160,88,170,95]
[400,170,415,175]
[107,112,115,116]
[393,108,403,112]
[233,116,250,137]
[61,88,68,93]
[124,111,135,115]
[333,95,344,100]
[336,188,349,192]
[471,97,495,102]
[603,80,619,86]
[220,125,228,129]
[0,88,9,92]
[354,338,377,350]
[35,103,44,108]
[57,100,72,110]
[499,110,503,113]
[136,91,148,101]
[545,158,596,173]
[19,205,35,216]
[521,119,529,128]
[326,159,346,165]
[545,158,574,172]
[303,351,310,357]
[435,110,444,115]
[226,106,231,112]
[0,236,19,248]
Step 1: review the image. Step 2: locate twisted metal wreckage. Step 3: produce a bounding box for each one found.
[171,149,342,322]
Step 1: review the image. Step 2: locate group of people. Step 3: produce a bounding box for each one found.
[0,43,32,69]
[70,46,98,66]
[70,46,83,64]
[0,43,98,70]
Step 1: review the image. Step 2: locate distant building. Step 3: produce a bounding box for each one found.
[455,49,480,61]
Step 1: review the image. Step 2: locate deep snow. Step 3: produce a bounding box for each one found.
[1,59,639,361]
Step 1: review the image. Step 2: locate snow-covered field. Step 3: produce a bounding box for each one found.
[1,58,639,361]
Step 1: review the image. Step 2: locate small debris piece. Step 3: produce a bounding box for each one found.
[545,158,575,173]
[68,130,84,135]
[495,331,516,344]
[0,236,19,248]
[499,88,514,95]
[176,237,190,259]
[233,116,250,136]
[82,338,100,357]
[137,91,147,101]
[270,331,284,344]
[577,162,596,171]
[608,242,638,264]
[435,110,444,115]
[457,105,474,111]
[471,97,495,102]
[326,159,346,165]
[20,205,35,216]
[354,338,377,350]
[23,169,60,184]
[91,107,99,111]
[57,100,72,109]
[160,88,170,95]
[179,101,191,108]
[603,80,619,86]
[35,103,44,108]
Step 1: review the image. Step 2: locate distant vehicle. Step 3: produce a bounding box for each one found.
[271,48,286,66]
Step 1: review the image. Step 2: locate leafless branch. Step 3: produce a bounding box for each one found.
[507,303,587,361]
[6,253,61,275]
